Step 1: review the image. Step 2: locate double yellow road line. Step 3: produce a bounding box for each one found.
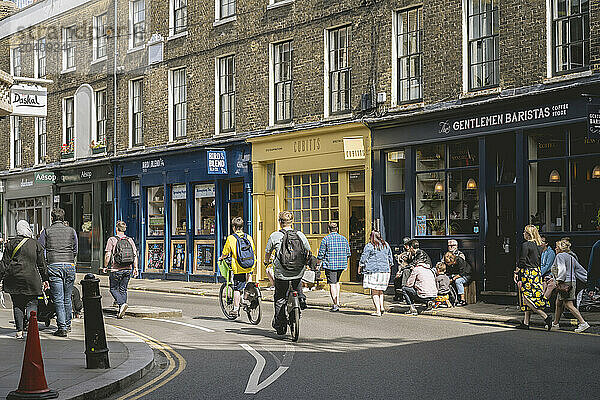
[114,326,187,400]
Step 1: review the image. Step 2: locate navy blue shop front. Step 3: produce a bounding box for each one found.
[114,144,252,281]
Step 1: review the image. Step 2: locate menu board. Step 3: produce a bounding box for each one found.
[171,240,186,273]
[194,240,215,274]
[146,240,165,272]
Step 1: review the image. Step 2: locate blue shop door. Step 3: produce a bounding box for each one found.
[126,198,140,249]
[382,194,405,248]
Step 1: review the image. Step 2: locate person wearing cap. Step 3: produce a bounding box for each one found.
[317,222,351,312]
[446,239,466,261]
[393,237,412,301]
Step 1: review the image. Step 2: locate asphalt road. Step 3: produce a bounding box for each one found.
[103,289,600,400]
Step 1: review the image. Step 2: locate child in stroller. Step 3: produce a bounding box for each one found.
[431,262,453,309]
[38,285,84,327]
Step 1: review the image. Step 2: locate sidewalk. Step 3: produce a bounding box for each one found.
[87,274,600,330]
[0,307,153,400]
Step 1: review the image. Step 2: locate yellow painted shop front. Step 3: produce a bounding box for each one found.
[249,123,372,283]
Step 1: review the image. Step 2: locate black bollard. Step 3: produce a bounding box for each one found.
[81,273,110,369]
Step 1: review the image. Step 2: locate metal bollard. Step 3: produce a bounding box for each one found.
[81,273,110,369]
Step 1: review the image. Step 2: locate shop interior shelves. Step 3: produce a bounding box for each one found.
[419,158,442,162]
[420,199,444,201]
[418,178,440,182]
[149,200,164,205]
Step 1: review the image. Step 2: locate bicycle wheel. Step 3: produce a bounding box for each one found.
[245,285,262,325]
[219,282,237,320]
[289,307,300,342]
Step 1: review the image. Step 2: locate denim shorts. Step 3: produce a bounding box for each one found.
[233,273,248,291]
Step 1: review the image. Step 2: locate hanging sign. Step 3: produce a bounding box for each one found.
[195,184,215,198]
[207,150,228,174]
[11,84,47,117]
[343,137,365,160]
[587,103,600,138]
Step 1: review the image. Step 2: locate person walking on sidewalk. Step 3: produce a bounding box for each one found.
[218,217,256,318]
[514,225,552,330]
[264,211,311,335]
[103,221,138,319]
[317,222,351,312]
[359,231,393,317]
[0,220,48,339]
[550,239,590,333]
[39,208,78,337]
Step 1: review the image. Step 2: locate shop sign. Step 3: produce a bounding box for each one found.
[172,185,187,200]
[142,158,165,171]
[20,177,34,188]
[11,84,47,117]
[34,172,55,185]
[587,103,600,138]
[195,184,215,198]
[208,150,228,175]
[343,137,365,160]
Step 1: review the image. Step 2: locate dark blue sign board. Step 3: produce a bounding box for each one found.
[207,150,228,174]
[587,103,600,138]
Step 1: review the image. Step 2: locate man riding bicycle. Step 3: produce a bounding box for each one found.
[264,211,311,335]
[219,217,256,318]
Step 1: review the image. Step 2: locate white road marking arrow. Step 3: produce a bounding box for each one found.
[241,343,294,395]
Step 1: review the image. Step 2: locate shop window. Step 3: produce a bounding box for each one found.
[529,160,568,232]
[416,172,446,236]
[172,185,187,236]
[571,158,600,231]
[570,128,600,155]
[449,140,479,167]
[528,128,566,159]
[194,184,216,235]
[416,144,444,172]
[385,150,405,192]
[148,186,165,236]
[285,172,339,235]
[131,180,140,197]
[7,196,49,238]
[266,163,276,192]
[230,181,244,200]
[448,169,479,234]
[349,170,365,193]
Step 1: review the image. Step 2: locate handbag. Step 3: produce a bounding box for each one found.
[543,277,557,299]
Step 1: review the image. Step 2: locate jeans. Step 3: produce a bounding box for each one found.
[10,294,37,332]
[402,286,433,306]
[273,278,302,330]
[109,270,132,306]
[454,277,468,295]
[48,263,76,331]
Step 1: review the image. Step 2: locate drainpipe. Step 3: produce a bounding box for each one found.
[113,0,118,157]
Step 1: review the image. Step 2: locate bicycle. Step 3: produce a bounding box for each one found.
[285,280,302,342]
[218,260,261,325]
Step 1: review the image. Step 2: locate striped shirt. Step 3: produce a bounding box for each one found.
[317,232,351,270]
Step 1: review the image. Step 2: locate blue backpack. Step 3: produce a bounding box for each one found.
[233,233,255,269]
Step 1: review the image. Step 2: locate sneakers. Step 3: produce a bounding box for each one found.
[515,323,529,330]
[15,331,23,339]
[329,304,340,312]
[456,300,467,307]
[575,322,590,333]
[229,309,239,318]
[405,307,418,316]
[550,323,560,331]
[117,303,128,319]
[544,315,553,331]
[53,329,67,337]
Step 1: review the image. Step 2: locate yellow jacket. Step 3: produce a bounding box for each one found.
[222,232,256,274]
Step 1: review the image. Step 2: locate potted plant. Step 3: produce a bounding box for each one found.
[90,139,107,154]
[427,219,445,236]
[60,140,74,159]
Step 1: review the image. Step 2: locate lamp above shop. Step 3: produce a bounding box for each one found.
[434,181,444,193]
[593,165,600,179]
[549,169,561,183]
[466,178,477,190]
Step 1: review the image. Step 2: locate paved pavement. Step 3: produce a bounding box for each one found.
[85,273,600,330]
[0,304,154,400]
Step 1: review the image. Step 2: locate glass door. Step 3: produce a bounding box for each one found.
[74,192,93,264]
[349,199,365,282]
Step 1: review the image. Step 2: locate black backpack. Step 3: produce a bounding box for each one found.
[278,230,308,272]
[113,236,135,267]
[232,233,255,269]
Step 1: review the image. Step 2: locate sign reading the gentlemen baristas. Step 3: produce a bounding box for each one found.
[207,150,227,174]
[587,103,600,138]
[11,84,47,117]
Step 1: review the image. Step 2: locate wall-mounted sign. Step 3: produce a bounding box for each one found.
[343,137,365,160]
[587,103,600,138]
[11,84,47,117]
[20,178,33,188]
[34,172,55,185]
[172,185,187,200]
[195,184,215,198]
[207,150,227,175]
[146,240,165,272]
[142,158,165,171]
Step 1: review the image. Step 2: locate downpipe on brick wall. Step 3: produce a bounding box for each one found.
[113,0,118,157]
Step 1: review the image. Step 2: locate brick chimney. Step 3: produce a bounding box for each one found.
[0,1,18,20]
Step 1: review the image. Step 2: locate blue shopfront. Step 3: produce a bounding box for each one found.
[114,143,252,281]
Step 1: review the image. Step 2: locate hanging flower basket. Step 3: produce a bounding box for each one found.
[61,152,74,160]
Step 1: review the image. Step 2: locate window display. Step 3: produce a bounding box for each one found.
[385,150,405,192]
[349,170,365,193]
[148,186,165,236]
[194,184,216,235]
[146,240,165,272]
[172,185,187,236]
[171,240,186,273]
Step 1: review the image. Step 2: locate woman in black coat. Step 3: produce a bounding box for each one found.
[0,220,48,338]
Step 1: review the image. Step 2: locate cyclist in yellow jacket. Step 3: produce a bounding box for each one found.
[219,217,256,317]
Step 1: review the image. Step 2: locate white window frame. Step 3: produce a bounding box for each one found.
[9,116,22,170]
[215,0,236,21]
[34,37,46,79]
[215,54,235,135]
[35,117,47,166]
[324,24,351,118]
[269,40,293,126]
[129,0,146,50]
[168,67,187,141]
[392,7,423,106]
[63,97,75,153]
[129,78,144,148]
[169,0,188,37]
[93,13,108,61]
[62,26,76,72]
[10,46,21,77]
[95,88,107,144]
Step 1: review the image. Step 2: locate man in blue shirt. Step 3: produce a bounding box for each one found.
[317,222,351,312]
[540,235,555,277]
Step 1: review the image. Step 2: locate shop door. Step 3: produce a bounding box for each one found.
[382,194,405,248]
[126,198,139,248]
[74,192,93,264]
[222,181,244,242]
[349,199,365,282]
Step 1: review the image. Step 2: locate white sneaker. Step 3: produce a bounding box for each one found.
[574,322,590,333]
[550,323,560,331]
[405,307,418,316]
[15,331,23,339]
[117,303,128,319]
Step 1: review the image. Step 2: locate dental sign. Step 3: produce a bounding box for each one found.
[11,84,47,117]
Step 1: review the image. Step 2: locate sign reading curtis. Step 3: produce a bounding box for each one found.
[439,103,573,136]
[207,150,227,175]
[11,84,47,117]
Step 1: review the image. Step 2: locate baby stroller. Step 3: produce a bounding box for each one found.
[37,285,84,326]
[579,286,600,312]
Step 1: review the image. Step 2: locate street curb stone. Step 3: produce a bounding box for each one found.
[102,305,183,318]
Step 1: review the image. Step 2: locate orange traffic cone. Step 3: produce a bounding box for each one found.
[7,311,58,400]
